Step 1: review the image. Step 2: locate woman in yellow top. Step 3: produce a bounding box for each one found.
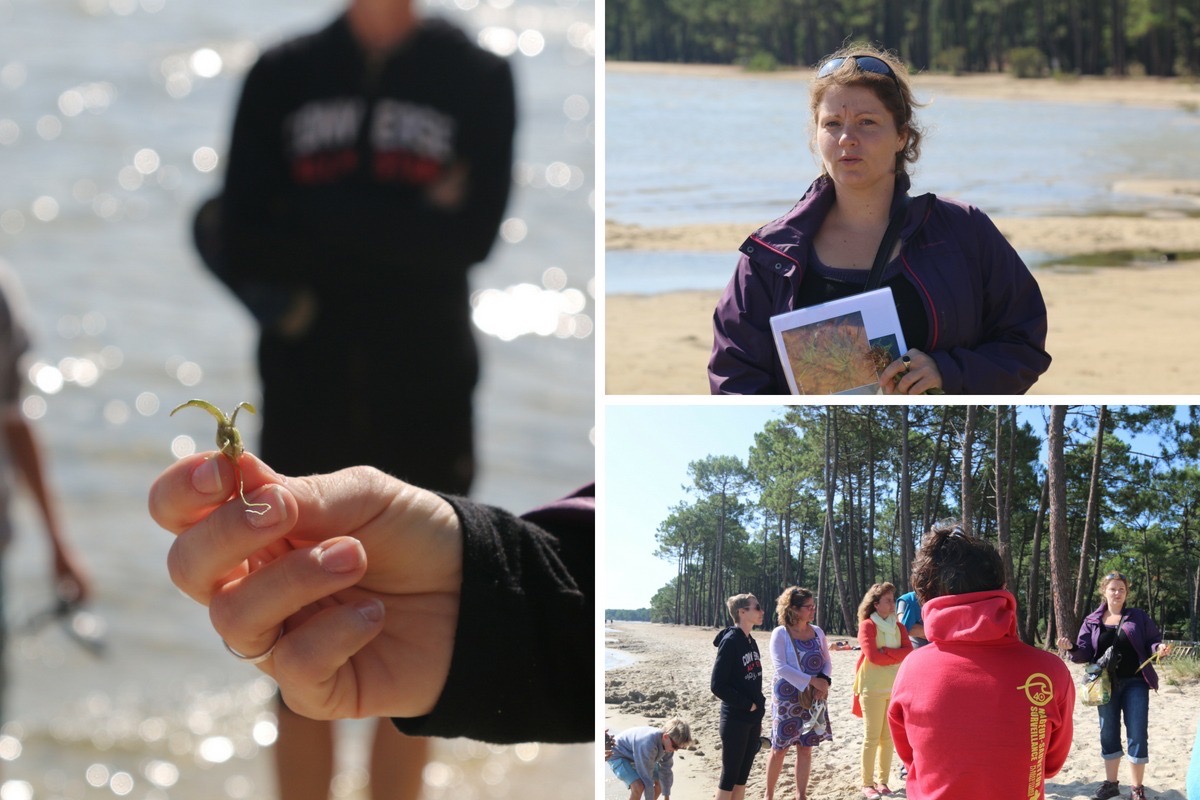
[852,582,913,799]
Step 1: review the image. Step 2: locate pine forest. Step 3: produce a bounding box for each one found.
[646,405,1200,649]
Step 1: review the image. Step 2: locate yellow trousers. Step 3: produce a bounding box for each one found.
[860,691,894,787]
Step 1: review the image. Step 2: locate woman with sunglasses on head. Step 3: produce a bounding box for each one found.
[711,593,767,800]
[1057,571,1172,800]
[852,582,912,799]
[763,587,832,800]
[709,43,1050,395]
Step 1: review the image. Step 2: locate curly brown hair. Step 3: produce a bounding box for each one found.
[910,522,1005,603]
[809,43,926,176]
[857,582,897,622]
[775,586,815,629]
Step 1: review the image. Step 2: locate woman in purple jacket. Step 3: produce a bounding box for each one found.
[1057,571,1172,800]
[708,44,1050,395]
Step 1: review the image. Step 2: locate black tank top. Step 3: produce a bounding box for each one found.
[797,245,930,351]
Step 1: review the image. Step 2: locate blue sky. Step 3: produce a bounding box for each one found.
[601,403,1183,610]
[603,403,784,609]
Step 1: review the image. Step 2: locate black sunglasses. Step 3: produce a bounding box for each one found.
[817,55,902,94]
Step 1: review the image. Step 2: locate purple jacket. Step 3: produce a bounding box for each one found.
[708,175,1050,394]
[1067,605,1164,691]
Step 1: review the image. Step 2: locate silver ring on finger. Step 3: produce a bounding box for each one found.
[223,626,284,665]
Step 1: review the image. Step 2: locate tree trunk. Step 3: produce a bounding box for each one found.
[1002,407,1016,585]
[900,407,913,591]
[1192,561,1200,641]
[995,406,1013,587]
[796,506,805,588]
[674,547,684,623]
[921,411,948,533]
[1141,526,1156,622]
[913,0,932,69]
[1073,406,1107,624]
[1022,477,1051,645]
[824,408,856,632]
[1048,406,1077,642]
[816,514,829,628]
[713,492,728,627]
[816,410,832,629]
[868,407,878,584]
[961,405,977,530]
[844,469,860,604]
[1069,0,1084,72]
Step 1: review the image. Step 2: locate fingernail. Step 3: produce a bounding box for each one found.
[245,486,287,528]
[191,456,223,495]
[355,599,384,623]
[317,538,364,574]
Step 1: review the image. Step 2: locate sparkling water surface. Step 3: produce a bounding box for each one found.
[0,0,595,796]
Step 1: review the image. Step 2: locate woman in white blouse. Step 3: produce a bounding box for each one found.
[764,587,833,800]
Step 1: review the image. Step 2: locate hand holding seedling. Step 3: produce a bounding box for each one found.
[171,399,271,515]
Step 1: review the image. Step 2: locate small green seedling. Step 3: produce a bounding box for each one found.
[171,399,271,515]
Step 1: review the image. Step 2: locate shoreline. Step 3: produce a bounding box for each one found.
[606,212,1200,254]
[603,622,1195,799]
[605,256,1200,395]
[603,212,1200,396]
[606,60,1200,110]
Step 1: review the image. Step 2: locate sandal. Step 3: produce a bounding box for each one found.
[1131,787,1147,800]
[875,785,893,796]
[862,789,881,800]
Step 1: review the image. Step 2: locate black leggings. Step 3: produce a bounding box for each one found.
[718,711,762,791]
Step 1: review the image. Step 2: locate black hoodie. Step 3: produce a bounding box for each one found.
[710,626,765,722]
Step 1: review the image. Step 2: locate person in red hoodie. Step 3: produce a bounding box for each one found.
[887,523,1074,799]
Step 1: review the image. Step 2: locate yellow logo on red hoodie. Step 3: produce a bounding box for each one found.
[1017,673,1053,799]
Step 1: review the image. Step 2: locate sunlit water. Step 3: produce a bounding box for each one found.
[0,0,595,796]
[605,69,1200,294]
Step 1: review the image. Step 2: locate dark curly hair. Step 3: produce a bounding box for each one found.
[910,522,1005,603]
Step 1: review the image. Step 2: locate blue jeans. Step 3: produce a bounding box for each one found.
[1098,675,1150,763]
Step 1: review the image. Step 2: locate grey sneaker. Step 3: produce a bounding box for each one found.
[1091,781,1120,800]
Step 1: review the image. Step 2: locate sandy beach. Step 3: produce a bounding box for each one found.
[604,257,1200,396]
[604,62,1200,396]
[604,623,1195,800]
[605,200,1200,397]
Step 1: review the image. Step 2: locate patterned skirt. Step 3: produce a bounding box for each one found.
[770,637,834,749]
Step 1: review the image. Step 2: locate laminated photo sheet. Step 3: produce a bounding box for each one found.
[769,287,909,395]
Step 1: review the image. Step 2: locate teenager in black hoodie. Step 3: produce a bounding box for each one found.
[711,593,767,800]
[198,1,515,797]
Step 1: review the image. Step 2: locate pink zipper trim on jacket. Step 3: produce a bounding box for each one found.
[748,235,800,268]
